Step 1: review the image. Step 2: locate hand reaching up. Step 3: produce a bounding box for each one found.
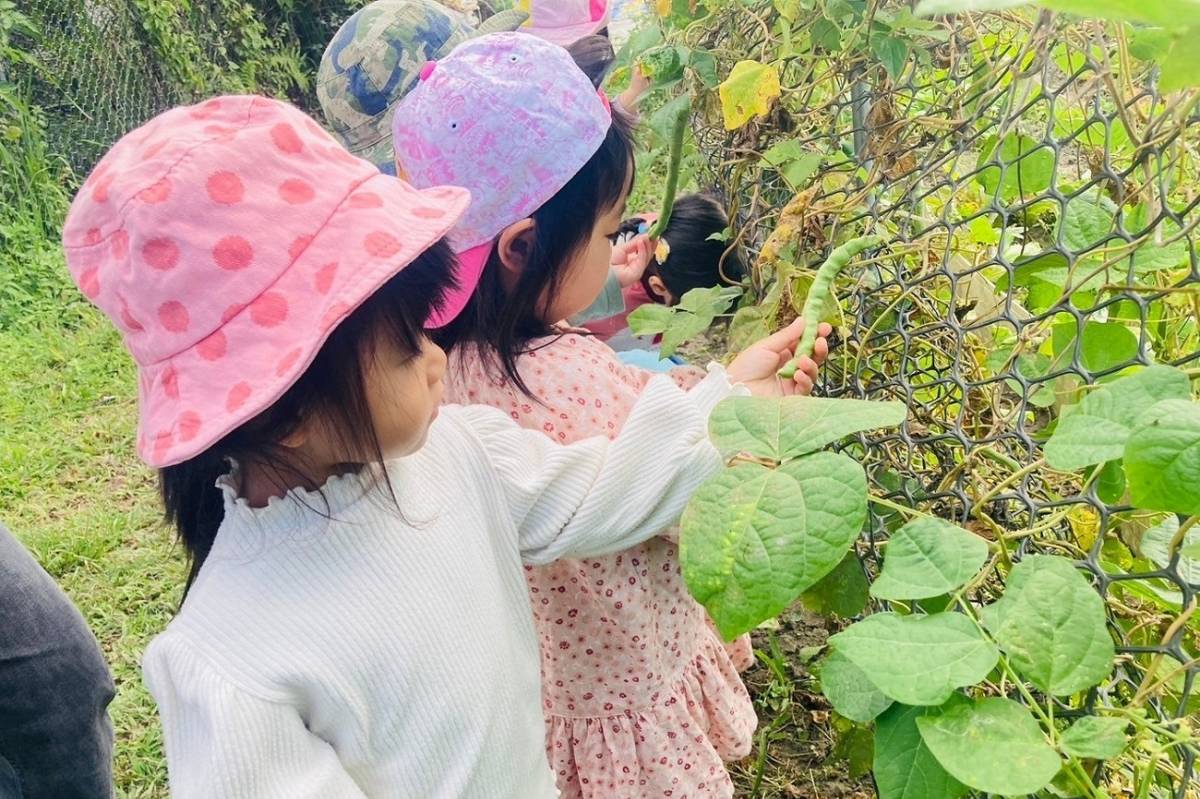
[725,318,832,397]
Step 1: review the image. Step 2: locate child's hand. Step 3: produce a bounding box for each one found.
[611,235,655,288]
[726,318,832,397]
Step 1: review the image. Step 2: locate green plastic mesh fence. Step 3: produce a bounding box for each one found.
[686,4,1198,796]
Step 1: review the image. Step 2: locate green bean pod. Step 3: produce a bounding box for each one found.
[647,99,689,241]
[777,234,884,379]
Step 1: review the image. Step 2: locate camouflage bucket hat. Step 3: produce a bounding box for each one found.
[317,0,527,174]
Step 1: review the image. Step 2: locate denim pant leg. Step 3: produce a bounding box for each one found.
[0,522,115,799]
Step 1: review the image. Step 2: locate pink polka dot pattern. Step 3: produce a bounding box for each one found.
[111,230,129,260]
[195,330,227,361]
[443,333,756,798]
[78,268,101,299]
[278,178,315,205]
[249,292,288,327]
[143,238,179,271]
[178,411,202,442]
[59,94,469,467]
[226,381,252,412]
[275,347,302,377]
[270,122,303,154]
[161,366,180,399]
[315,262,338,294]
[137,179,172,204]
[213,235,253,271]
[364,231,402,258]
[158,301,189,332]
[206,171,244,204]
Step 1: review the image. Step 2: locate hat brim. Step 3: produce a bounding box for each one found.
[136,167,470,467]
[425,240,490,328]
[523,15,610,46]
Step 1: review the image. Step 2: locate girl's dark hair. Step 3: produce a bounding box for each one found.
[435,82,636,397]
[620,194,746,303]
[160,241,457,594]
[567,34,616,88]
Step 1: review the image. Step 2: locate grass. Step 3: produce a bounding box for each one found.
[1,241,179,798]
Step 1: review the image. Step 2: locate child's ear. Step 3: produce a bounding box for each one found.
[496,219,536,278]
[647,274,673,305]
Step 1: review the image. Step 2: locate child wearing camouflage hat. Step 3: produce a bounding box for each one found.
[318,1,640,325]
[317,0,526,175]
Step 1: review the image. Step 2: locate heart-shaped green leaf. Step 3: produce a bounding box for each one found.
[1125,399,1200,516]
[1059,716,1128,760]
[819,649,893,722]
[1140,515,1200,585]
[829,612,999,706]
[916,697,1061,795]
[874,700,968,799]
[870,518,989,600]
[680,453,866,639]
[1044,365,1191,469]
[980,555,1115,696]
[708,395,906,461]
[801,552,869,617]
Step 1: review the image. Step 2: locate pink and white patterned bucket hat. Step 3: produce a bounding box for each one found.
[520,0,609,45]
[391,31,610,327]
[62,95,469,467]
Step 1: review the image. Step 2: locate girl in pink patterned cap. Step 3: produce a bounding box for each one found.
[62,94,812,797]
[393,32,831,798]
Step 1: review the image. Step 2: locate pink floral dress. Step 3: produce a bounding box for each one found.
[443,332,757,799]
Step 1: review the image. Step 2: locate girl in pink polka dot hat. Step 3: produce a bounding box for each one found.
[393,32,831,799]
[61,94,814,797]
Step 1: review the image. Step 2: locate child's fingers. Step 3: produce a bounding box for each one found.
[810,335,829,365]
[818,322,833,338]
[757,317,806,352]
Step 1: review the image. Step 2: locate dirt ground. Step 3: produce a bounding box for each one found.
[728,607,875,799]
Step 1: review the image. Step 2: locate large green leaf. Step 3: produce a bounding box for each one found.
[1140,514,1200,585]
[916,697,1061,795]
[1060,188,1117,255]
[977,133,1054,201]
[980,555,1115,695]
[1044,365,1191,469]
[1079,322,1139,372]
[680,453,867,639]
[819,649,893,722]
[1125,399,1200,515]
[874,701,969,799]
[1059,716,1128,760]
[829,612,999,706]
[870,518,989,600]
[801,551,870,617]
[707,395,907,461]
[761,139,824,189]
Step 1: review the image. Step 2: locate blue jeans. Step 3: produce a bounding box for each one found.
[0,522,115,798]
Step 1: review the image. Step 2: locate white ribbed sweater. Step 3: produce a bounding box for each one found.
[142,369,739,798]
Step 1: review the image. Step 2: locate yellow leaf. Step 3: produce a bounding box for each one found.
[655,0,672,16]
[718,60,781,130]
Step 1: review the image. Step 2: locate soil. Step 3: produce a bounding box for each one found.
[728,607,876,799]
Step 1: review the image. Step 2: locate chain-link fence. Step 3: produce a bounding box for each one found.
[11,0,377,175]
[688,4,1198,796]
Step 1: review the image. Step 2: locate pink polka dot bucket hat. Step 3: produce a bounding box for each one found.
[519,0,609,45]
[62,95,469,467]
[391,31,611,328]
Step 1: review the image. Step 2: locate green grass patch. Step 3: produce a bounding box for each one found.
[1,258,180,796]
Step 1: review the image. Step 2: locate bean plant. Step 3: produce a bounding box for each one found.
[621,0,1200,795]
